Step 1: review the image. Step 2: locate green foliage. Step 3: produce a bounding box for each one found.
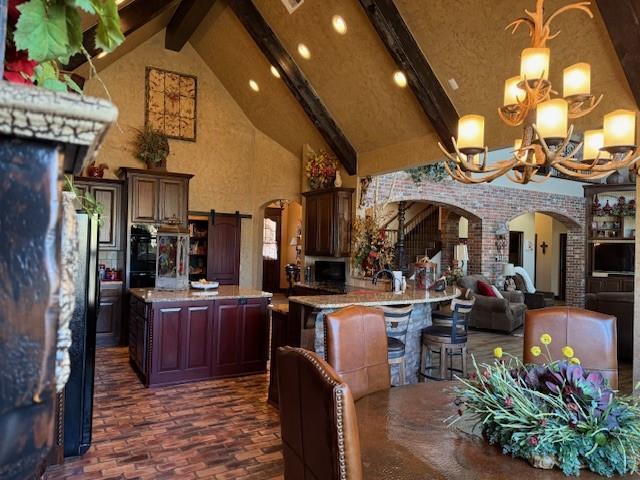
[134,127,170,167]
[451,351,640,477]
[63,175,104,225]
[405,163,448,183]
[12,0,124,91]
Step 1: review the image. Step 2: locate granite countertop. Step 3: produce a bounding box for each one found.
[130,286,272,303]
[289,287,460,308]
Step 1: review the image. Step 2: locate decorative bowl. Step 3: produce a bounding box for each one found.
[190,281,219,290]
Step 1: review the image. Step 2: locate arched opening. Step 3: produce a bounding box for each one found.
[259,199,302,296]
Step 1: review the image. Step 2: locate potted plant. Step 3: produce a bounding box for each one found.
[450,335,640,476]
[352,215,395,277]
[5,0,124,92]
[305,149,338,190]
[133,126,170,171]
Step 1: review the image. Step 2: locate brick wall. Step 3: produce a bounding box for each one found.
[363,172,587,306]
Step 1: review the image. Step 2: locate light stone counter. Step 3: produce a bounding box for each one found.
[130,286,272,303]
[289,287,460,384]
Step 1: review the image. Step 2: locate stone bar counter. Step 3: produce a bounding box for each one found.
[128,286,272,387]
[288,287,460,384]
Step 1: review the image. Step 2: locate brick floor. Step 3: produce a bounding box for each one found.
[44,347,284,480]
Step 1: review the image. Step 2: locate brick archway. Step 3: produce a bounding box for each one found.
[364,172,587,306]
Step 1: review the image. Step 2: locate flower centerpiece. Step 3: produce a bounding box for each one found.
[451,335,640,477]
[352,215,395,277]
[305,149,338,190]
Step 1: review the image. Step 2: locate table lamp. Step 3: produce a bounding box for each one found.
[503,263,516,291]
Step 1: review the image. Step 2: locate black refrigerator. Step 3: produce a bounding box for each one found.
[64,211,99,457]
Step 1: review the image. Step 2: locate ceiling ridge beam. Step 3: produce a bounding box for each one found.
[358,0,459,150]
[165,0,217,52]
[64,0,179,71]
[228,0,357,175]
[595,0,640,108]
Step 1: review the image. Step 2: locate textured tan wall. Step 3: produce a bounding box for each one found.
[84,31,301,289]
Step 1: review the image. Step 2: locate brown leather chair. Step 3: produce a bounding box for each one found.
[324,305,391,401]
[524,307,618,389]
[277,346,363,480]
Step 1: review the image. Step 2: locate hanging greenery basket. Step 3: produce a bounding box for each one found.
[134,127,170,171]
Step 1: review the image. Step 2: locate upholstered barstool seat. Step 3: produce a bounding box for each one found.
[422,325,467,344]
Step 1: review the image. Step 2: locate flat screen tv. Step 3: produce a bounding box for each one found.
[592,243,635,274]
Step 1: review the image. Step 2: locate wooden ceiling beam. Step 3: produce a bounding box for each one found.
[358,0,459,150]
[595,0,640,107]
[64,0,178,71]
[228,0,357,175]
[165,0,217,52]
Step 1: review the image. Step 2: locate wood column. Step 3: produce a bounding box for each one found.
[634,181,640,395]
[395,201,407,273]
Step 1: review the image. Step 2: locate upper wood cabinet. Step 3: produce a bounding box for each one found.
[74,177,123,251]
[118,168,193,225]
[303,188,354,257]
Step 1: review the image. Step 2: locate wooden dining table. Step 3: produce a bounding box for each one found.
[355,382,638,479]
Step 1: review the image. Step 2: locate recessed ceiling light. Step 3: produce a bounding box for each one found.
[270,65,281,78]
[332,15,347,35]
[393,70,407,88]
[297,43,311,60]
[249,79,260,92]
[97,51,109,59]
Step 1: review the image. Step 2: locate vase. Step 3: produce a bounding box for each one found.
[334,171,342,188]
[529,454,556,470]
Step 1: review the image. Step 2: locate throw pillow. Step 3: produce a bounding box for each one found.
[491,286,504,299]
[477,280,496,297]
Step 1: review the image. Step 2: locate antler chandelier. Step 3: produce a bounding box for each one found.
[439,0,639,185]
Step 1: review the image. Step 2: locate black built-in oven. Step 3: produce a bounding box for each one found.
[129,224,157,288]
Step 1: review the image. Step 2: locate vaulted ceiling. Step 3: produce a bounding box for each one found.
[79,0,638,176]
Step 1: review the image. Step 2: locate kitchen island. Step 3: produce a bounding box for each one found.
[129,286,271,387]
[288,287,460,384]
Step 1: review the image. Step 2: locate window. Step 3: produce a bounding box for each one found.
[263,218,278,260]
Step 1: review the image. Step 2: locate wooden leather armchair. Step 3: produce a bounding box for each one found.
[277,346,363,480]
[524,307,618,389]
[324,305,391,401]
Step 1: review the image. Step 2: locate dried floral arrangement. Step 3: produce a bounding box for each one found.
[133,126,170,170]
[451,334,640,477]
[305,149,338,190]
[352,215,395,277]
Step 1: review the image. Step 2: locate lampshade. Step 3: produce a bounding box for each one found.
[503,263,516,277]
[520,48,550,81]
[504,76,525,106]
[583,129,610,160]
[457,114,485,152]
[563,62,591,97]
[603,109,636,149]
[536,99,568,140]
[454,244,469,262]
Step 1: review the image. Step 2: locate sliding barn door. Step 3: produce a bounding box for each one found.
[207,214,241,285]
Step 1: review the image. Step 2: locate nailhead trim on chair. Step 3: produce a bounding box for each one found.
[284,347,349,479]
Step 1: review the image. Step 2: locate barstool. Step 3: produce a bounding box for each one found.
[380,305,413,386]
[420,298,474,380]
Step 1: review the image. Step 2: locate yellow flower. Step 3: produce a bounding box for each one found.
[494,347,503,359]
[570,357,581,365]
[530,346,542,357]
[540,333,552,345]
[562,346,575,359]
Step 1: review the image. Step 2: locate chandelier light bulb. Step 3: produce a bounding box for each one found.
[536,99,568,140]
[504,76,525,106]
[583,129,610,160]
[520,47,550,81]
[332,15,347,35]
[270,65,281,78]
[603,109,636,149]
[563,63,591,97]
[249,79,260,92]
[457,114,485,152]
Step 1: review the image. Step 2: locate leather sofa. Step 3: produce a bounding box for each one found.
[586,292,633,362]
[524,307,618,389]
[457,274,526,333]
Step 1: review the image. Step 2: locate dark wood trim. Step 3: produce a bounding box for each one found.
[595,0,640,107]
[63,0,179,71]
[165,0,217,52]
[74,176,124,185]
[301,187,355,197]
[228,0,357,175]
[210,209,252,220]
[358,0,459,149]
[116,167,194,180]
